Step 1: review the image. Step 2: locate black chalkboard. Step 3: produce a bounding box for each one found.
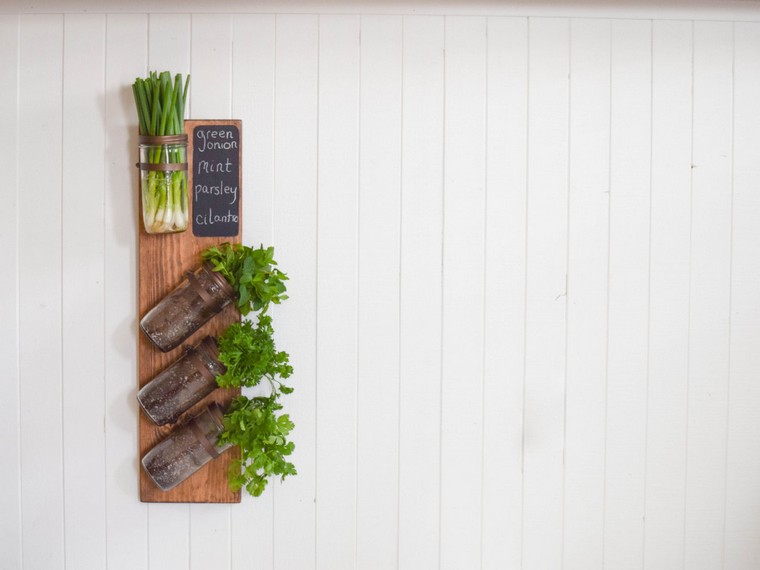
[191,122,241,237]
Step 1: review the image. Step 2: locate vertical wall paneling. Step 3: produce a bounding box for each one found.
[397,15,444,570]
[3,6,760,570]
[145,13,192,570]
[62,13,107,570]
[604,19,651,570]
[440,15,487,570]
[188,13,234,570]
[231,13,277,570]
[104,14,149,570]
[644,20,692,570]
[272,15,319,569]
[0,14,21,570]
[482,16,528,569]
[356,14,402,570]
[684,20,733,570]
[315,14,361,569]
[563,17,610,570]
[190,13,232,119]
[725,21,760,570]
[522,17,570,569]
[18,14,65,570]
[233,14,276,248]
[148,14,190,77]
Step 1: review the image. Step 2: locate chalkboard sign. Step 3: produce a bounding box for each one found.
[188,120,242,237]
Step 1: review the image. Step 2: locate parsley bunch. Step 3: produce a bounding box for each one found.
[216,315,293,391]
[201,243,288,315]
[214,314,295,497]
[218,394,297,497]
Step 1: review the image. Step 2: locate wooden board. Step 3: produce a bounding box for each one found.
[138,119,242,503]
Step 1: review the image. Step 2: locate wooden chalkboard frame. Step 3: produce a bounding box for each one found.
[138,119,243,503]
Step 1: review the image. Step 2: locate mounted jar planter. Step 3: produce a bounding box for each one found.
[138,134,189,234]
[138,336,226,425]
[142,402,232,491]
[140,261,235,352]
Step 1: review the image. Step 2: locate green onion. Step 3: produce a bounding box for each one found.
[132,71,190,234]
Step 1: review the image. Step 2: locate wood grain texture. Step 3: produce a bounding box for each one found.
[138,119,242,503]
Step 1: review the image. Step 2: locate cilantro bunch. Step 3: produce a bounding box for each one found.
[201,243,288,315]
[216,315,293,392]
[218,394,297,497]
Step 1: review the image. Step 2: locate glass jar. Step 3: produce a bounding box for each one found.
[138,134,189,234]
[138,336,226,425]
[142,402,232,491]
[140,262,235,352]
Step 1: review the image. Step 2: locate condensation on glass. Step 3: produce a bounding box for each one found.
[140,262,235,352]
[142,402,232,491]
[138,336,226,425]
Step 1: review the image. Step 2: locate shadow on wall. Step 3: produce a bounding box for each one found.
[104,84,140,362]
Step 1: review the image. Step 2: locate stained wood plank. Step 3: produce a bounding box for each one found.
[138,119,242,503]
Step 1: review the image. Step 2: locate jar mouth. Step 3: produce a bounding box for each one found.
[197,336,220,362]
[201,261,236,300]
[206,402,226,431]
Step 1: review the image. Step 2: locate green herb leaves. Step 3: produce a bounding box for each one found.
[201,243,288,316]
[132,71,189,137]
[216,315,293,390]
[215,315,296,496]
[203,243,295,498]
[218,395,297,497]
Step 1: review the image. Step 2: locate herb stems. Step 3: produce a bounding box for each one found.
[132,71,190,234]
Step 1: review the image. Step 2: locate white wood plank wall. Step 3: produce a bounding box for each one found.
[1,5,760,569]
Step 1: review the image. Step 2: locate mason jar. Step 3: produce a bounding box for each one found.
[138,134,189,234]
[140,262,235,352]
[138,336,226,425]
[142,402,232,491]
